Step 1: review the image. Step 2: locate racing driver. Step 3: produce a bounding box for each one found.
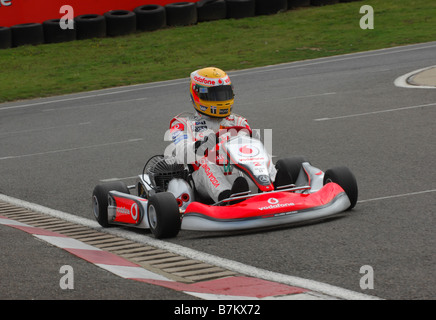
[166,67,279,203]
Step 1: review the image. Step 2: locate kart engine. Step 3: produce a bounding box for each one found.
[144,155,188,192]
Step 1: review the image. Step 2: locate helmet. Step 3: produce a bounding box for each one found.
[189,67,234,118]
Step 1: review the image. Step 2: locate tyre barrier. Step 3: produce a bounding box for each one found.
[11,23,44,47]
[225,0,256,19]
[1,1,357,49]
[287,0,311,8]
[0,26,11,49]
[255,0,287,16]
[165,2,198,26]
[74,14,106,40]
[134,5,166,31]
[310,0,339,6]
[197,0,227,22]
[104,10,136,37]
[43,19,76,44]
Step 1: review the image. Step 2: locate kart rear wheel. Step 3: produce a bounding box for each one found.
[323,166,358,210]
[92,181,130,227]
[147,192,181,239]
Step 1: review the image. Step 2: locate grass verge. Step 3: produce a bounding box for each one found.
[0,0,435,102]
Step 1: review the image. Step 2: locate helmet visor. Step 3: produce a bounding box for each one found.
[198,85,234,102]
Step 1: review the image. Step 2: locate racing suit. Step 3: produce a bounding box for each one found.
[165,111,276,202]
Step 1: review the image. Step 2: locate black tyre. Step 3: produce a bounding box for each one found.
[197,0,227,22]
[165,2,198,26]
[311,0,339,6]
[323,166,358,210]
[287,0,311,8]
[74,14,106,40]
[92,181,130,227]
[274,156,308,187]
[104,10,136,37]
[226,0,255,19]
[10,23,44,47]
[43,19,76,44]
[0,26,11,49]
[147,192,181,239]
[134,5,166,31]
[255,0,287,15]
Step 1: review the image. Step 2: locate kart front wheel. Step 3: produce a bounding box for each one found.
[92,181,130,227]
[147,192,181,239]
[275,156,308,187]
[323,166,358,210]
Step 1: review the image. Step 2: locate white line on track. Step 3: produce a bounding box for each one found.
[42,97,148,112]
[0,138,143,161]
[100,176,138,182]
[1,42,436,112]
[0,79,186,111]
[358,189,436,203]
[314,102,436,121]
[0,192,382,300]
[230,42,436,77]
[0,122,91,136]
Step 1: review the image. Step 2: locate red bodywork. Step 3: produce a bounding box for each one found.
[183,183,345,220]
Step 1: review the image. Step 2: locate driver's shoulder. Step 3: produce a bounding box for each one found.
[223,113,249,127]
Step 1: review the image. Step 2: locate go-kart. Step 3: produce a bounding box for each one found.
[92,127,358,239]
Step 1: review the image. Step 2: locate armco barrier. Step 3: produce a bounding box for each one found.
[0,0,362,49]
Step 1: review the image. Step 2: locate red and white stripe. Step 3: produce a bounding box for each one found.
[0,215,322,300]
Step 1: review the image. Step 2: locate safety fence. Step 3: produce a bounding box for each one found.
[0,0,361,49]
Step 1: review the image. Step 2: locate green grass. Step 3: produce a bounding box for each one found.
[0,0,435,102]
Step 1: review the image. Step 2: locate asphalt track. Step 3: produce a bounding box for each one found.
[1,42,435,300]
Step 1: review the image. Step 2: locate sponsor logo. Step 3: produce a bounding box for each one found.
[258,198,295,211]
[199,105,208,112]
[0,1,12,7]
[268,198,279,204]
[200,160,220,188]
[116,202,139,221]
[174,134,188,145]
[170,123,184,132]
[130,202,138,221]
[219,108,229,115]
[194,125,207,132]
[193,76,216,86]
[238,145,259,157]
[258,175,270,183]
[172,130,182,140]
[116,207,130,215]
